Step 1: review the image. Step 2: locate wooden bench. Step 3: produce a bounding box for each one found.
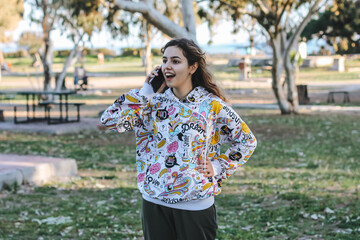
[38,101,85,124]
[327,91,350,103]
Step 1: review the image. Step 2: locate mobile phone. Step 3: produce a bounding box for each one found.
[150,68,166,93]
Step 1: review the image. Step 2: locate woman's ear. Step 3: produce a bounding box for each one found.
[190,62,199,74]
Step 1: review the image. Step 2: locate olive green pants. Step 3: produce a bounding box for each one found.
[142,199,218,240]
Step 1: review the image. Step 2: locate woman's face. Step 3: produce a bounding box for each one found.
[161,46,197,91]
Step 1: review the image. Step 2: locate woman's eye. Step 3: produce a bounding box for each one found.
[173,60,179,64]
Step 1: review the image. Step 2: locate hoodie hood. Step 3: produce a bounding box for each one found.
[163,86,211,105]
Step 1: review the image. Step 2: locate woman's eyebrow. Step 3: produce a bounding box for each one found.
[162,56,182,59]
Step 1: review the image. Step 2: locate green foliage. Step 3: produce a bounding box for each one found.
[54,49,72,57]
[0,0,24,42]
[3,50,28,58]
[302,0,360,54]
[17,31,43,55]
[121,48,141,57]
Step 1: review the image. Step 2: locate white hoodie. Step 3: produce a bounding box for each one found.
[101,84,257,208]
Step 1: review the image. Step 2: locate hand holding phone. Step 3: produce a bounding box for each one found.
[150,68,166,93]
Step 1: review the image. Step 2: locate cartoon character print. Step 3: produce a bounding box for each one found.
[199,100,222,119]
[188,135,206,169]
[165,154,179,168]
[167,141,179,153]
[125,93,139,103]
[190,135,205,157]
[168,119,181,137]
[229,150,243,161]
[156,107,169,121]
[136,129,155,153]
[179,107,192,118]
[116,116,133,132]
[158,172,192,197]
[136,160,146,172]
[114,94,126,106]
[150,163,161,174]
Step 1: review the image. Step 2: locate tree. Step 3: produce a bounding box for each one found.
[108,0,195,74]
[28,0,63,90]
[113,0,197,41]
[302,0,360,54]
[211,0,325,114]
[0,0,24,81]
[54,0,104,91]
[18,31,43,56]
[27,0,105,91]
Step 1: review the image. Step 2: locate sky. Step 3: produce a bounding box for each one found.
[1,2,253,54]
[1,2,327,55]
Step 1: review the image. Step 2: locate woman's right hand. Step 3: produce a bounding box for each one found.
[145,65,162,84]
[145,66,167,93]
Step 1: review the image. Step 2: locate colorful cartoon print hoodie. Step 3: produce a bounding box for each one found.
[101,84,257,205]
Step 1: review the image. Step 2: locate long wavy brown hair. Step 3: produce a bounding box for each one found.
[161,38,227,101]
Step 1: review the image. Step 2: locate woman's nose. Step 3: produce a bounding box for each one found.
[163,62,172,70]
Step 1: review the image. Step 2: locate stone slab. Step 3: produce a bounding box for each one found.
[0,154,78,190]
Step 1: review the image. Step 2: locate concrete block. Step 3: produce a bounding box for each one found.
[0,167,23,190]
[0,154,78,190]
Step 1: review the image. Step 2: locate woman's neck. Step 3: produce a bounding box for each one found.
[172,85,193,100]
[172,82,193,100]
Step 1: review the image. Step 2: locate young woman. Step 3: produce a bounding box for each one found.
[101,38,257,240]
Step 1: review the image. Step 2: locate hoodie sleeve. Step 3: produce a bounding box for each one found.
[212,103,257,180]
[100,82,156,132]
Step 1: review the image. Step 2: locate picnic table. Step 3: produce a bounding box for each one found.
[10,90,84,124]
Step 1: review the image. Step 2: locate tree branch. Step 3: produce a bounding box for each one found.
[114,0,194,40]
[284,0,324,56]
[114,0,148,14]
[255,0,271,15]
[276,0,291,28]
[181,0,197,39]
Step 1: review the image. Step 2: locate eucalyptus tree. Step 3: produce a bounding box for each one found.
[113,0,197,41]
[28,0,63,90]
[18,31,43,56]
[302,0,360,54]
[211,0,326,114]
[54,0,104,91]
[108,0,192,74]
[0,0,24,81]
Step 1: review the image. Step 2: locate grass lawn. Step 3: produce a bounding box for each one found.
[0,110,359,239]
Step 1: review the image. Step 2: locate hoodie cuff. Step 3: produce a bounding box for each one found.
[139,81,156,99]
[211,159,222,177]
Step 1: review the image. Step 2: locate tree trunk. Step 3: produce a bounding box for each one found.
[181,0,197,40]
[41,39,53,91]
[284,51,299,113]
[144,21,153,75]
[55,44,79,91]
[271,38,292,114]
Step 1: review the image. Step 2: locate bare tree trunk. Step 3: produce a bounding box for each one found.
[40,0,53,91]
[181,0,196,40]
[55,45,79,91]
[144,21,153,75]
[284,52,299,113]
[271,38,292,114]
[41,37,53,91]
